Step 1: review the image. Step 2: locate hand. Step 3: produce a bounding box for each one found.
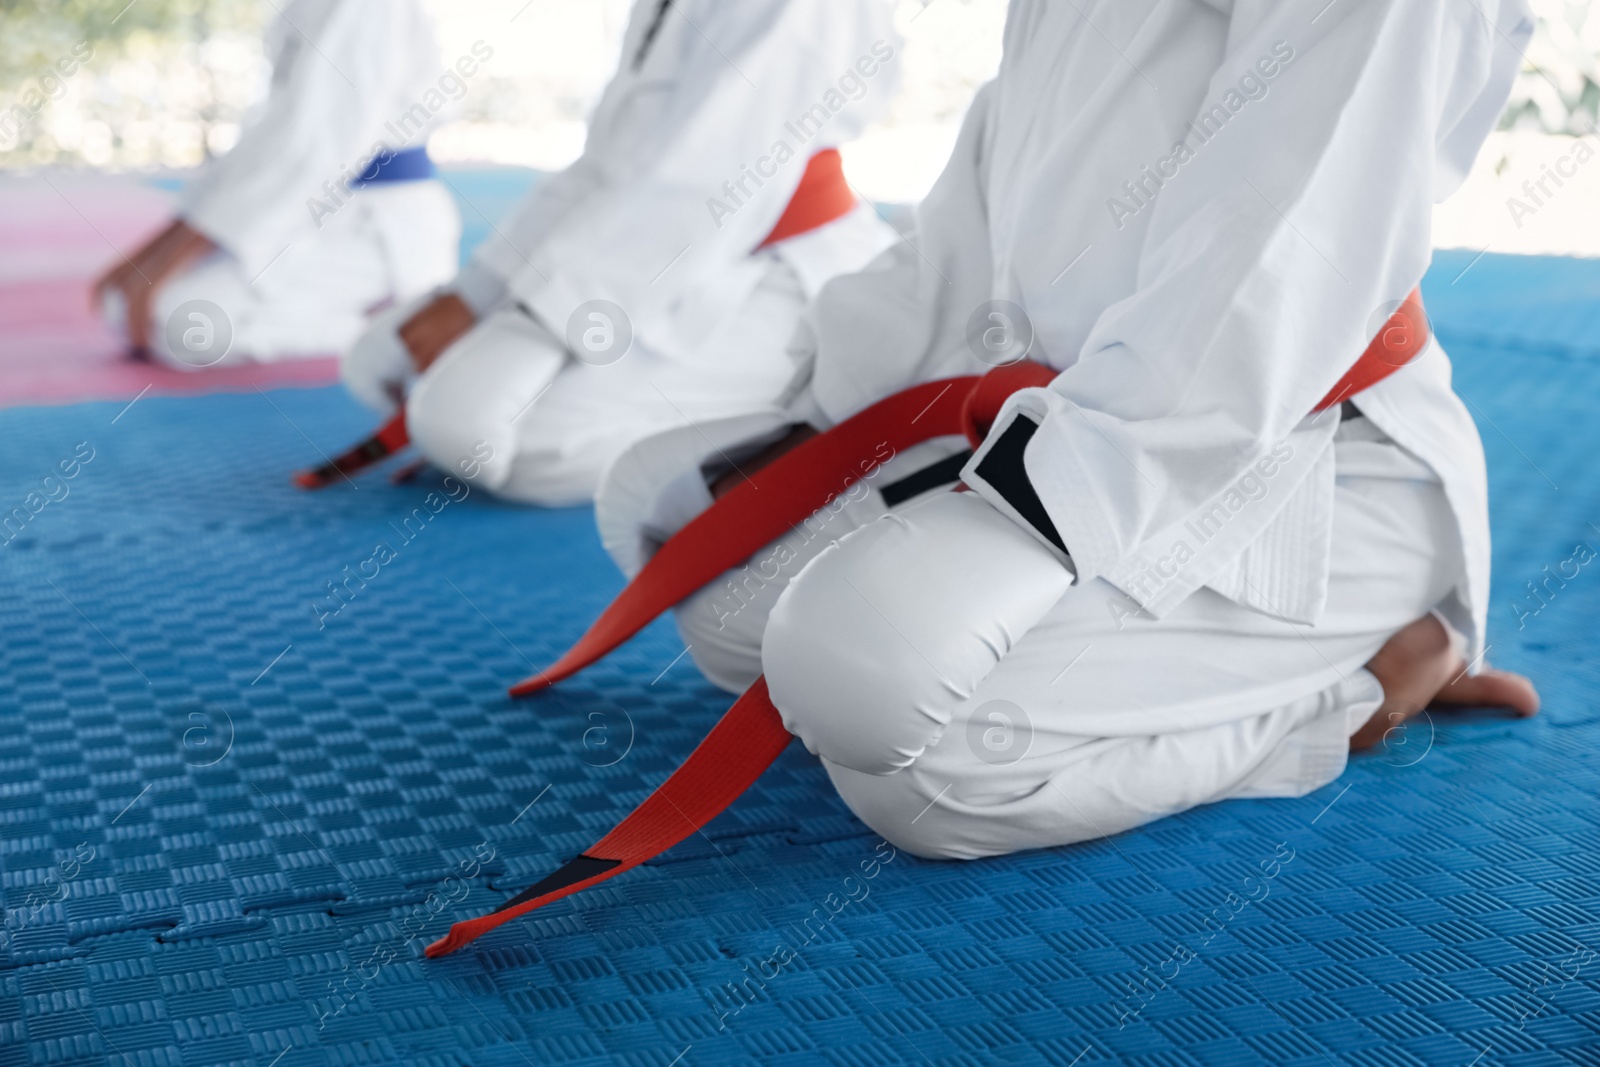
[398,292,477,370]
[93,219,217,354]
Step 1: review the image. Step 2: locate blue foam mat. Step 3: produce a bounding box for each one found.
[1,250,1598,1066]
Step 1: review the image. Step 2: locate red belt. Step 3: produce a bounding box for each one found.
[425,290,1429,958]
[294,150,856,490]
[293,410,410,490]
[756,147,855,249]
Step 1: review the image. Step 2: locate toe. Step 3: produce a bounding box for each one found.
[1435,666,1540,717]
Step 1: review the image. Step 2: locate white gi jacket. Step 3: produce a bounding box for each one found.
[179,0,446,280]
[461,0,903,364]
[795,0,1530,662]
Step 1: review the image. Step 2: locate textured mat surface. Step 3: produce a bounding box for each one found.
[0,250,1597,1066]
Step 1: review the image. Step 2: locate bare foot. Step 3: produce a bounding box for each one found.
[1351,614,1539,751]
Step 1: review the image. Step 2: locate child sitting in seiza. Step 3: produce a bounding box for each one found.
[596,0,1542,859]
[95,0,461,368]
[339,0,903,507]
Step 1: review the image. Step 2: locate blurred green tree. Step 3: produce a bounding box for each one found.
[1504,0,1600,135]
[1,0,264,167]
[3,0,1599,171]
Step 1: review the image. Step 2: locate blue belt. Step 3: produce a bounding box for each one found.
[352,146,436,186]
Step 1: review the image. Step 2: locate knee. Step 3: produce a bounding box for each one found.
[405,334,516,489]
[764,492,1070,783]
[341,302,417,415]
[822,761,969,860]
[762,517,955,777]
[677,497,884,696]
[674,594,764,694]
[674,562,782,695]
[149,273,191,336]
[406,381,504,485]
[407,310,568,494]
[148,267,237,370]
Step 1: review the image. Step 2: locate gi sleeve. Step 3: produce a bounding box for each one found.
[179,0,441,278]
[460,155,605,314]
[499,0,900,343]
[1006,0,1530,615]
[801,80,1002,426]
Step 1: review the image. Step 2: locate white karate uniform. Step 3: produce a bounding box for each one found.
[148,0,460,367]
[600,0,1530,858]
[343,0,902,505]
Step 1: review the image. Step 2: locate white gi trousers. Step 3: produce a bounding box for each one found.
[149,180,459,368]
[397,254,810,507]
[602,415,1460,860]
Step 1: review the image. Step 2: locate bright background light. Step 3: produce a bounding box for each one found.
[417,0,1012,206]
[1,0,1596,254]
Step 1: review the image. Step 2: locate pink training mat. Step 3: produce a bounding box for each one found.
[0,171,338,408]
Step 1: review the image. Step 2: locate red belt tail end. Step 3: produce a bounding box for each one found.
[293,411,411,489]
[427,678,792,958]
